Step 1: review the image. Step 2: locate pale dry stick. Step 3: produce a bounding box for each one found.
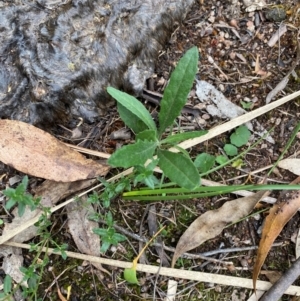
[164,279,178,301]
[103,219,283,261]
[176,90,300,151]
[4,241,300,296]
[1,91,299,245]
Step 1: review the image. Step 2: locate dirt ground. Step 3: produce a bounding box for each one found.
[1,0,300,300]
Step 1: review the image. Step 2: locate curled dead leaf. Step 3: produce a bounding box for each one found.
[0,120,110,182]
[172,191,267,267]
[253,189,300,291]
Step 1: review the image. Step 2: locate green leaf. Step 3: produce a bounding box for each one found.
[124,268,139,284]
[232,159,244,168]
[18,202,26,217]
[93,228,108,236]
[136,129,157,142]
[100,240,111,253]
[240,100,252,109]
[160,130,207,145]
[117,103,149,134]
[216,155,228,165]
[145,158,159,171]
[158,47,198,136]
[230,125,251,147]
[194,153,216,173]
[224,144,238,156]
[144,176,159,189]
[3,275,12,294]
[171,145,190,158]
[2,187,16,198]
[157,150,200,190]
[108,140,157,168]
[107,87,156,132]
[5,198,16,210]
[106,211,114,226]
[112,232,127,242]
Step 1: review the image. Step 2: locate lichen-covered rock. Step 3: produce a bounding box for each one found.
[0,0,194,125]
[265,8,286,22]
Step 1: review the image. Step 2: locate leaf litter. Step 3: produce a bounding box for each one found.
[253,178,300,291]
[1,0,300,299]
[172,190,268,267]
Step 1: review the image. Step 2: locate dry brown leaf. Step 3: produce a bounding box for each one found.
[1,247,24,284]
[260,270,282,284]
[66,197,109,274]
[278,159,300,176]
[171,191,267,267]
[0,120,110,182]
[253,188,300,291]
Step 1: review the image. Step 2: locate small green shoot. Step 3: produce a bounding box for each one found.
[224,144,238,157]
[194,153,216,173]
[124,226,165,284]
[133,159,160,189]
[0,275,12,299]
[240,100,253,110]
[93,211,127,253]
[2,176,41,217]
[230,125,251,147]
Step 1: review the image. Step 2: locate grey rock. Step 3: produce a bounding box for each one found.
[265,7,286,22]
[0,0,194,126]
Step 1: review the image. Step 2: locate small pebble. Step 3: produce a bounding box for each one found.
[218,84,225,92]
[265,8,286,22]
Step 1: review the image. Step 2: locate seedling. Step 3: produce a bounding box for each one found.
[124,226,165,284]
[107,47,207,190]
[2,176,41,217]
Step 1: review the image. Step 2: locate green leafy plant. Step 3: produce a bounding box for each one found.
[107,47,207,190]
[93,211,127,253]
[2,176,41,217]
[217,125,251,164]
[1,184,68,300]
[88,179,128,253]
[0,275,13,300]
[193,125,250,172]
[240,100,253,109]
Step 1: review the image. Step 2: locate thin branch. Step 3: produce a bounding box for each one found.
[259,256,300,301]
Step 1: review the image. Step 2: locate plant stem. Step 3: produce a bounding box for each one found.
[123,184,300,201]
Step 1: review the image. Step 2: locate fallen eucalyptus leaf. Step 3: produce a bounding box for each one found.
[172,191,267,267]
[253,189,300,291]
[66,196,108,273]
[0,120,110,182]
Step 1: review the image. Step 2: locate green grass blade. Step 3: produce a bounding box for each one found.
[158,46,198,136]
